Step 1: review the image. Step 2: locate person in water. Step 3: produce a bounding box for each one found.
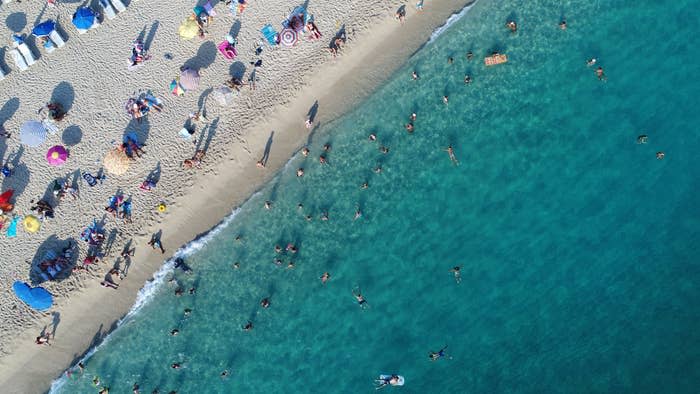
[595,66,606,80]
[243,321,253,331]
[656,151,665,160]
[353,288,368,308]
[429,345,451,361]
[170,329,179,336]
[171,363,181,369]
[464,75,472,84]
[375,374,401,389]
[320,272,330,284]
[466,51,473,60]
[450,266,462,283]
[261,298,270,308]
[637,135,648,144]
[559,20,567,30]
[586,58,597,67]
[412,71,419,80]
[444,145,459,165]
[506,20,517,32]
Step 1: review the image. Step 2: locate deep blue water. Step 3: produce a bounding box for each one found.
[52,0,700,393]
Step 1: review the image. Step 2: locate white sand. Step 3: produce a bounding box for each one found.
[0,0,473,392]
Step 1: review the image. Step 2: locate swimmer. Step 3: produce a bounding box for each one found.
[586,58,597,66]
[354,208,362,220]
[595,66,606,80]
[133,384,140,394]
[506,20,517,32]
[444,145,459,165]
[375,374,400,389]
[174,288,183,297]
[287,261,295,269]
[449,266,462,283]
[243,321,253,331]
[409,113,417,121]
[221,370,229,378]
[93,376,101,386]
[305,214,313,221]
[352,287,369,308]
[297,168,304,177]
[275,244,282,253]
[448,57,454,64]
[261,298,270,308]
[466,51,473,60]
[319,155,327,165]
[234,234,243,242]
[405,123,414,133]
[374,166,382,174]
[323,143,332,152]
[656,151,665,160]
[361,182,369,189]
[636,135,648,144]
[429,345,451,361]
[320,272,330,284]
[171,363,181,369]
[184,308,192,316]
[264,200,273,210]
[464,75,472,84]
[369,133,377,141]
[298,203,304,210]
[188,287,196,295]
[380,146,390,154]
[321,211,329,221]
[170,329,179,336]
[233,262,240,269]
[98,388,109,394]
[559,20,567,30]
[256,160,265,168]
[301,147,310,156]
[287,243,298,253]
[78,362,85,374]
[443,95,449,105]
[412,71,419,80]
[274,259,283,266]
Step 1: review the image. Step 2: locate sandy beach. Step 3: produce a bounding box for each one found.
[0,0,472,392]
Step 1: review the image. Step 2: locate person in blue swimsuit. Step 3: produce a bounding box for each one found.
[429,345,450,361]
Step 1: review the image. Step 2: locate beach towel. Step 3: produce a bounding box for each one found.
[110,0,126,13]
[261,24,278,46]
[6,216,18,238]
[9,49,28,71]
[100,0,117,20]
[16,43,36,66]
[82,172,98,187]
[49,30,66,48]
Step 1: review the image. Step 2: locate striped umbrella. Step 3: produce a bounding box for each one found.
[279,28,298,47]
[46,145,68,166]
[20,120,47,147]
[180,68,200,91]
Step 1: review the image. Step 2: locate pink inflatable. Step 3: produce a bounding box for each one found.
[218,41,237,60]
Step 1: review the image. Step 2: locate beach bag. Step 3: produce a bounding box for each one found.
[83,172,97,187]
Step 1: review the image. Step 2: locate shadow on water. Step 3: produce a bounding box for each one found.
[51,82,75,114]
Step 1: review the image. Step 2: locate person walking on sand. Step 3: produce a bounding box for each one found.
[148,234,165,254]
[444,145,459,165]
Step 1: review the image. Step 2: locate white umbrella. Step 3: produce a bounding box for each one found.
[19,120,47,147]
[212,86,234,106]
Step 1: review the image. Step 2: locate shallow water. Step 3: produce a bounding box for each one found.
[52,0,700,393]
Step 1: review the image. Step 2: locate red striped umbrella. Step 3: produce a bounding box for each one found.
[279,28,298,47]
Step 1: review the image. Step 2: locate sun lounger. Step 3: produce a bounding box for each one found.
[0,68,4,80]
[16,43,36,66]
[49,29,66,48]
[100,0,117,20]
[110,0,126,13]
[484,53,508,66]
[261,24,278,46]
[9,49,28,71]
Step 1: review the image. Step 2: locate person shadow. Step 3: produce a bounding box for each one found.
[260,131,274,166]
[50,311,60,338]
[306,100,319,123]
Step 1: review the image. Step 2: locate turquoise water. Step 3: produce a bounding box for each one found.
[52,0,700,393]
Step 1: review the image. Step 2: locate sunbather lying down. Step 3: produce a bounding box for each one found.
[39,102,67,121]
[183,150,206,169]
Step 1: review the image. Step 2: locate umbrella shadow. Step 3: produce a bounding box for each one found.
[51,82,75,114]
[195,117,218,153]
[29,236,78,285]
[6,13,27,33]
[0,97,20,124]
[124,115,150,145]
[62,125,82,146]
[2,146,29,199]
[183,41,217,71]
[229,61,246,80]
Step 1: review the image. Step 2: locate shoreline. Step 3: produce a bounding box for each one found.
[0,1,474,392]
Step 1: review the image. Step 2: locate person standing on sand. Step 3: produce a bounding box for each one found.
[148,233,165,254]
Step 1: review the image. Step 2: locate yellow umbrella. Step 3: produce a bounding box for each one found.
[23,215,41,234]
[103,149,131,176]
[178,17,200,40]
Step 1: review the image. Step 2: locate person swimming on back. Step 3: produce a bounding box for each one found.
[636,135,648,144]
[353,288,368,308]
[429,345,450,361]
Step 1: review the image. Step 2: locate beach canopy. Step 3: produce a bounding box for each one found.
[72,7,96,30]
[103,148,130,175]
[32,20,56,37]
[46,145,68,166]
[12,281,53,311]
[212,86,234,106]
[178,18,199,40]
[170,79,185,96]
[23,215,41,233]
[180,68,200,91]
[279,28,298,47]
[20,120,48,147]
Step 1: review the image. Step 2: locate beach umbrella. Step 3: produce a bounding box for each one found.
[72,7,96,30]
[212,86,234,106]
[12,281,53,311]
[279,28,298,47]
[178,18,200,40]
[46,145,68,166]
[19,120,47,147]
[32,20,56,37]
[23,215,41,233]
[170,79,185,96]
[180,68,200,91]
[103,148,130,175]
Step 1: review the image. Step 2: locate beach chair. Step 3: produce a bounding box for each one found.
[110,0,126,13]
[261,24,278,46]
[49,29,66,48]
[16,42,36,66]
[0,65,5,80]
[100,0,117,20]
[9,49,28,71]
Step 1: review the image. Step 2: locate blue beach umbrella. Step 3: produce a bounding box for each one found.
[19,120,48,147]
[32,20,56,37]
[72,7,96,30]
[12,281,53,311]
